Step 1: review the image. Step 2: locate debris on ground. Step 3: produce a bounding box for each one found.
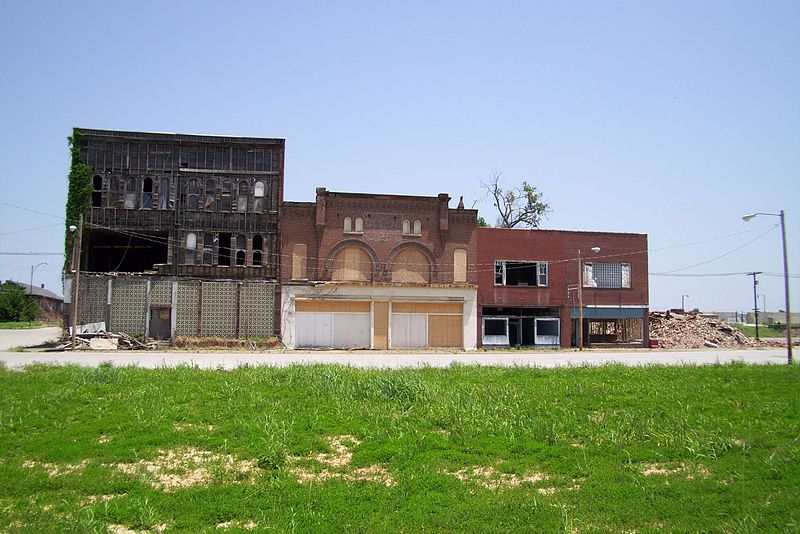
[53,332,158,351]
[649,311,756,349]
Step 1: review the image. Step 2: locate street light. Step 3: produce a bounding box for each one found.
[68,218,83,351]
[742,210,792,363]
[681,294,689,311]
[30,262,48,294]
[577,246,600,350]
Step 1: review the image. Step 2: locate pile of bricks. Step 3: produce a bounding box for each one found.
[649,311,756,349]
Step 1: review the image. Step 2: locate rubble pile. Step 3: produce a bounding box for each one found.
[649,311,756,349]
[54,332,158,351]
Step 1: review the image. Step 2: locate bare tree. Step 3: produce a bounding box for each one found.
[482,173,549,228]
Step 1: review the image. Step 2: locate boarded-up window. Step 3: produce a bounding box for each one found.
[391,248,430,284]
[428,315,462,348]
[292,243,307,280]
[453,249,467,283]
[331,246,372,281]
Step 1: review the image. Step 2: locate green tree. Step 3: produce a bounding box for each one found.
[482,173,549,228]
[477,216,489,227]
[0,282,39,322]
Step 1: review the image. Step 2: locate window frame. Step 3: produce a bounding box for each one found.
[494,259,549,287]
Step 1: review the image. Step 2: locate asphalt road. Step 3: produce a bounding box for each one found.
[0,326,61,351]
[0,347,790,370]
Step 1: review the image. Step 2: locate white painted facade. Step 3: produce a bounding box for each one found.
[281,284,478,350]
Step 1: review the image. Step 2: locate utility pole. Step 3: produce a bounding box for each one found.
[748,271,762,341]
[70,214,83,350]
[681,294,689,311]
[577,249,583,350]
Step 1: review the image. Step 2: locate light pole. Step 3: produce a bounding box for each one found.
[30,262,48,294]
[577,246,600,350]
[747,272,762,340]
[681,294,689,311]
[742,210,792,363]
[69,215,83,351]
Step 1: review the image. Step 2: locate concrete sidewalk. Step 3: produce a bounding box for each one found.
[0,348,789,370]
[0,327,61,351]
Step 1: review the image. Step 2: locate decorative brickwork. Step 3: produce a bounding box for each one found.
[77,276,108,325]
[200,282,237,338]
[176,281,200,337]
[239,282,276,338]
[110,278,148,335]
[150,280,173,307]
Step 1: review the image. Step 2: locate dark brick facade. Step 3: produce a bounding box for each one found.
[477,228,649,347]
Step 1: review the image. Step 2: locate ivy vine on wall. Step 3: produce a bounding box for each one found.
[64,129,92,268]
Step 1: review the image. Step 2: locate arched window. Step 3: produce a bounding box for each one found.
[391,248,430,284]
[402,219,410,235]
[355,218,364,233]
[235,234,247,266]
[220,180,232,211]
[252,234,263,266]
[204,179,216,210]
[413,220,421,235]
[141,177,153,209]
[91,175,103,207]
[185,232,197,265]
[237,180,249,212]
[109,176,120,206]
[203,234,214,266]
[253,181,266,213]
[343,217,352,233]
[331,246,372,281]
[159,178,170,209]
[186,179,199,210]
[124,177,137,209]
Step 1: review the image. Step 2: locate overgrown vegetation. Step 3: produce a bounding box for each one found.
[0,282,39,322]
[735,323,792,338]
[0,364,797,532]
[64,129,92,268]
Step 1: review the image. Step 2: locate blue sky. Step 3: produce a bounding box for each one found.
[1,0,798,313]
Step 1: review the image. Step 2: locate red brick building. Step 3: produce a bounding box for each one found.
[280,188,478,349]
[477,228,649,348]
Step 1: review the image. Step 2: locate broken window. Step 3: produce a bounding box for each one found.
[413,220,421,235]
[355,218,364,233]
[204,179,216,211]
[218,233,231,266]
[185,232,197,265]
[237,180,248,212]
[583,262,631,288]
[124,177,137,209]
[92,175,103,207]
[159,178,170,209]
[109,176,120,206]
[186,179,199,210]
[494,260,548,287]
[253,181,265,213]
[235,234,247,266]
[343,217,352,233]
[220,180,232,211]
[141,177,153,209]
[252,234,263,266]
[203,234,214,266]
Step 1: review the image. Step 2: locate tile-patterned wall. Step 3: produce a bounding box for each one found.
[239,282,275,338]
[176,281,200,337]
[150,281,173,307]
[201,282,237,338]
[77,276,108,325]
[110,279,148,335]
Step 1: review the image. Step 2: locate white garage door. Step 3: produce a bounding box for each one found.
[391,314,427,348]
[296,312,370,348]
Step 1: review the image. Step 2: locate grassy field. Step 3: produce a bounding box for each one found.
[735,324,791,339]
[0,321,58,330]
[0,363,798,533]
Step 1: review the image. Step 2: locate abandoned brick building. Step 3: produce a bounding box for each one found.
[66,129,284,339]
[280,188,479,349]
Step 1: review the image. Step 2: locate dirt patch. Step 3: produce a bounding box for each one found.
[22,459,89,477]
[107,525,166,534]
[641,462,709,480]
[82,493,126,506]
[286,435,396,487]
[98,435,112,444]
[216,520,257,530]
[173,422,215,432]
[444,464,549,490]
[173,336,282,350]
[116,448,259,492]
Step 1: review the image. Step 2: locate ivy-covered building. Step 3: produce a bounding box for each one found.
[65,129,284,339]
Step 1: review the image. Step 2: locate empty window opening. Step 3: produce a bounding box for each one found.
[583,262,631,288]
[91,175,103,207]
[185,232,197,265]
[494,260,548,286]
[237,180,249,212]
[159,178,170,209]
[124,177,137,209]
[204,179,216,210]
[217,233,231,266]
[141,177,153,209]
[235,234,247,266]
[587,318,642,344]
[220,180,232,211]
[203,233,214,266]
[86,229,168,272]
[186,179,199,210]
[355,218,364,232]
[343,217,352,233]
[253,181,266,213]
[252,234,263,266]
[483,318,509,345]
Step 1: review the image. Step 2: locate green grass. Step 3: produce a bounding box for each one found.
[0,321,59,330]
[0,363,798,532]
[735,324,788,338]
